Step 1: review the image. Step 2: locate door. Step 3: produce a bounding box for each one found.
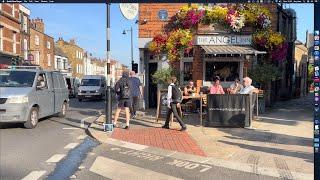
[148,63,158,108]
[36,72,54,117]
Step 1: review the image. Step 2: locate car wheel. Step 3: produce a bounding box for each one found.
[78,98,82,102]
[59,102,68,117]
[24,107,39,129]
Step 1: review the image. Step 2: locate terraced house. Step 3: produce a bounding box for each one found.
[29,18,54,70]
[56,38,85,78]
[0,4,23,66]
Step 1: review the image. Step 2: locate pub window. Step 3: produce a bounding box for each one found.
[0,28,3,51]
[205,62,239,82]
[183,49,194,58]
[183,62,193,82]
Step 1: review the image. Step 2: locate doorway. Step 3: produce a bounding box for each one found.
[148,63,158,108]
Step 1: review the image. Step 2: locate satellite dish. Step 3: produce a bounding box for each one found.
[119,3,139,20]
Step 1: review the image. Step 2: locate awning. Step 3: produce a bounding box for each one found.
[201,45,266,55]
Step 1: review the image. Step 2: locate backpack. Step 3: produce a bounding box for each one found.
[171,85,182,103]
[119,79,131,99]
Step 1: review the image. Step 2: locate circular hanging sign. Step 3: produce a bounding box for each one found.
[119,3,139,20]
[158,10,168,21]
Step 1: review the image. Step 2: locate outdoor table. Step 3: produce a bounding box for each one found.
[182,93,206,126]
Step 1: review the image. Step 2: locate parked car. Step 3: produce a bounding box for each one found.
[78,75,106,101]
[0,67,69,128]
[65,76,79,98]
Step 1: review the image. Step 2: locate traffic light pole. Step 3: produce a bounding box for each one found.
[104,3,113,132]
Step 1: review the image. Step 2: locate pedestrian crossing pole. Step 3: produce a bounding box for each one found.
[104,3,113,132]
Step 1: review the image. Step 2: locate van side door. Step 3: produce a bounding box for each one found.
[35,72,54,117]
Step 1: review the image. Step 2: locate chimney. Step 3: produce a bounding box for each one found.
[56,37,64,46]
[31,18,45,33]
[69,39,76,45]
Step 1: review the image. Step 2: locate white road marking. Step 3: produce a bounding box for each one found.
[46,154,66,163]
[258,116,299,122]
[111,147,121,151]
[77,135,87,140]
[89,156,183,180]
[121,141,148,150]
[64,143,79,149]
[200,158,212,163]
[21,171,46,180]
[63,127,80,130]
[166,151,177,157]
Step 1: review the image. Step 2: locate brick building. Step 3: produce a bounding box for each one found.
[294,40,308,97]
[56,38,85,78]
[19,4,30,63]
[0,4,22,66]
[29,18,54,70]
[138,3,296,108]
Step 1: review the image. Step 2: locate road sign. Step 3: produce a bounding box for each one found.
[119,3,139,20]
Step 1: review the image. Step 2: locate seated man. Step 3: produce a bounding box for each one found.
[37,75,46,89]
[239,77,258,94]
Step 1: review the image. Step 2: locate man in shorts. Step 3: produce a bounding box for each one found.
[113,71,131,129]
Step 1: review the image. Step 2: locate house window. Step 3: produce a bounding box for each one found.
[23,39,28,60]
[13,33,16,54]
[22,15,28,32]
[35,51,40,65]
[205,61,240,82]
[47,54,51,66]
[35,35,39,46]
[56,58,61,70]
[47,41,51,49]
[183,62,193,82]
[0,28,3,51]
[63,59,67,70]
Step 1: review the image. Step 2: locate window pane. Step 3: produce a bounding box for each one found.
[183,62,193,82]
[205,62,239,82]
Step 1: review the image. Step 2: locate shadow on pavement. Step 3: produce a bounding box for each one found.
[219,128,313,147]
[218,140,313,162]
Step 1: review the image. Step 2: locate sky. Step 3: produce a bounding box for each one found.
[25,3,314,67]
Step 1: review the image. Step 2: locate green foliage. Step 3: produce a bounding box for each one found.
[152,67,177,86]
[248,63,281,85]
[308,64,314,82]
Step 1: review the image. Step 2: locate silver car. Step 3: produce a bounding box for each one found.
[0,67,69,128]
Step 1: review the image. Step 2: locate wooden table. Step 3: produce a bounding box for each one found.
[182,93,206,126]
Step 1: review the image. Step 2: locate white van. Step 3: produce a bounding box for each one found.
[0,67,69,128]
[77,75,106,101]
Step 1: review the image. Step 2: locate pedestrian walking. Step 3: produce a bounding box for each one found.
[162,77,187,131]
[113,71,131,129]
[129,71,143,118]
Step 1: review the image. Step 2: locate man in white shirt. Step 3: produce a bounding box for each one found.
[162,76,186,131]
[239,77,257,94]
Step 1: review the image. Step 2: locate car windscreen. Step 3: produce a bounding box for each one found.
[0,70,36,87]
[80,79,100,86]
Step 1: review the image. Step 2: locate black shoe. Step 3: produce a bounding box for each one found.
[124,125,129,129]
[180,126,187,131]
[162,125,169,129]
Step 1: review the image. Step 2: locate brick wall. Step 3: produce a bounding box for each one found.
[139,3,186,38]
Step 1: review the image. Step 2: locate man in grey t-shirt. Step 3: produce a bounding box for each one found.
[129,71,143,118]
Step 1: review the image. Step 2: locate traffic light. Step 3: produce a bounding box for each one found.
[132,63,138,73]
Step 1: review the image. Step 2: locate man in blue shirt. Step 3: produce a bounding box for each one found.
[129,71,143,118]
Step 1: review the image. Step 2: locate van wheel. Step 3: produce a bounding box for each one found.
[24,107,39,129]
[78,98,82,102]
[59,102,68,117]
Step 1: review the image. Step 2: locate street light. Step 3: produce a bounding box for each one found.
[122,27,133,71]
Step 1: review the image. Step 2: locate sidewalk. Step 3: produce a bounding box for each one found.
[87,94,314,179]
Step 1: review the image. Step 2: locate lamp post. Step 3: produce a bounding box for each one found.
[122,27,133,71]
[104,3,113,132]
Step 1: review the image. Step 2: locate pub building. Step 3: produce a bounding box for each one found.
[138,3,297,108]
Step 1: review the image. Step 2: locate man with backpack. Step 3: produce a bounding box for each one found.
[162,76,187,131]
[113,71,131,129]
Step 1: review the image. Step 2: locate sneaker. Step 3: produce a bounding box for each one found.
[180,126,187,131]
[162,125,169,129]
[124,125,129,129]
